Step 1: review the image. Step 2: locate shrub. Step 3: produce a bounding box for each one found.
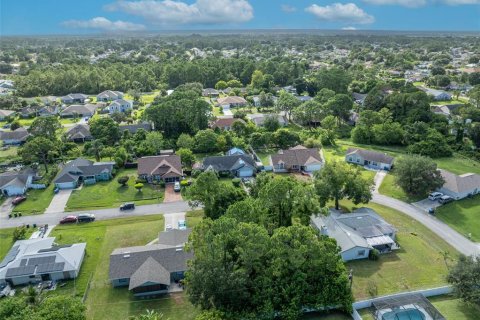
[368,249,380,261]
[232,178,241,187]
[117,176,129,187]
[134,183,144,192]
[191,170,202,178]
[159,180,166,188]
[180,180,189,187]
[367,280,378,298]
[13,226,27,241]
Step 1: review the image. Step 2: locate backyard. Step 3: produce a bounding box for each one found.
[0,146,18,162]
[12,184,55,215]
[65,169,164,211]
[435,194,480,241]
[335,201,458,300]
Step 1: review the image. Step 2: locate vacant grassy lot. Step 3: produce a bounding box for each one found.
[66,169,164,211]
[435,195,480,241]
[378,172,424,203]
[12,184,55,215]
[0,227,34,260]
[256,149,277,165]
[185,210,204,228]
[0,146,18,161]
[435,155,480,175]
[334,201,458,300]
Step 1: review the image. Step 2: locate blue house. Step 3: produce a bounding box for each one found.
[53,158,114,189]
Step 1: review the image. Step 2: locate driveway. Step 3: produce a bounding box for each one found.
[373,171,480,256]
[164,212,186,230]
[164,184,183,203]
[412,199,443,212]
[45,189,72,214]
[0,198,13,218]
[222,106,233,116]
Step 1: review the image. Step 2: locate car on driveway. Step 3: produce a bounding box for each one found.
[120,202,135,210]
[428,192,443,201]
[12,196,26,205]
[174,181,181,192]
[165,224,173,231]
[178,220,187,230]
[60,215,78,224]
[439,195,454,204]
[77,213,95,222]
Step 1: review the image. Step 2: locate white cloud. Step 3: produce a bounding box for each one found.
[441,0,480,4]
[305,3,375,24]
[363,0,427,7]
[62,17,146,31]
[342,26,357,30]
[105,0,254,25]
[281,4,297,13]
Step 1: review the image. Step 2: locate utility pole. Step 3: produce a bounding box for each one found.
[349,269,353,290]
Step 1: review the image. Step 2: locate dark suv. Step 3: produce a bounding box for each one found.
[120,202,135,210]
[77,213,95,222]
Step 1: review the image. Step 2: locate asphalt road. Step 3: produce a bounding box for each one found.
[0,200,192,229]
[373,171,480,257]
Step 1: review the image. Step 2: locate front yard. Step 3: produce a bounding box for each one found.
[12,184,55,215]
[378,172,424,203]
[336,201,458,300]
[0,227,34,260]
[435,194,480,241]
[65,169,164,211]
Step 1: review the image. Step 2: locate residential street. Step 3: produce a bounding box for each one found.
[373,171,480,256]
[0,200,191,229]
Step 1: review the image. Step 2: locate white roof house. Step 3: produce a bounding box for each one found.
[0,237,86,286]
[439,169,480,200]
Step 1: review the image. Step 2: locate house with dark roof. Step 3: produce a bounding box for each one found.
[438,169,480,200]
[270,145,323,173]
[311,208,398,261]
[345,148,394,171]
[53,158,114,189]
[0,237,86,286]
[97,90,124,102]
[247,113,288,127]
[66,124,93,142]
[107,99,132,114]
[0,169,35,196]
[201,154,256,177]
[119,122,153,134]
[60,104,99,118]
[202,88,219,98]
[109,229,193,297]
[420,88,452,101]
[0,109,16,121]
[138,155,183,183]
[210,116,245,131]
[0,127,30,145]
[352,92,367,105]
[60,93,88,104]
[38,105,60,117]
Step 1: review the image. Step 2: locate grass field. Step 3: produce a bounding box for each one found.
[378,172,424,203]
[435,194,480,241]
[335,201,458,300]
[255,149,277,165]
[12,184,55,215]
[0,146,18,160]
[185,210,204,228]
[65,169,164,211]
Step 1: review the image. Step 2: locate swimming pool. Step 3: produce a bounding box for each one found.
[381,308,427,320]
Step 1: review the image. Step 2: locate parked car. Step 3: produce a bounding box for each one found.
[178,220,187,230]
[120,202,135,210]
[174,181,181,192]
[11,196,26,205]
[53,187,59,194]
[439,195,454,204]
[165,224,173,231]
[428,192,443,201]
[59,215,78,224]
[2,124,10,129]
[77,213,95,222]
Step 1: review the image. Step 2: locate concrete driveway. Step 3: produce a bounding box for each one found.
[164,184,183,203]
[164,212,186,231]
[222,106,233,116]
[412,198,443,212]
[0,198,13,217]
[45,189,72,214]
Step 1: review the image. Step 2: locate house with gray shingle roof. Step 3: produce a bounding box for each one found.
[345,148,394,171]
[0,127,30,145]
[138,155,183,184]
[107,99,132,114]
[270,145,323,173]
[53,158,114,189]
[97,90,124,102]
[60,93,88,104]
[109,229,192,296]
[201,154,257,177]
[66,124,92,142]
[119,122,152,134]
[0,169,36,196]
[438,169,480,200]
[0,109,16,121]
[60,104,99,118]
[311,208,398,261]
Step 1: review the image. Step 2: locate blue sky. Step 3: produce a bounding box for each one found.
[1,0,479,35]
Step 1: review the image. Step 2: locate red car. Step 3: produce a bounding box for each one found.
[59,215,78,224]
[12,196,26,205]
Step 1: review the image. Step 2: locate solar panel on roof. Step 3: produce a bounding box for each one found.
[36,262,65,273]
[0,246,20,268]
[27,256,56,266]
[5,265,36,277]
[20,259,27,266]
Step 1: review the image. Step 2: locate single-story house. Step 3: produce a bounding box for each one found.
[109,229,193,297]
[252,95,278,107]
[138,155,183,183]
[202,154,256,177]
[0,109,16,121]
[60,104,98,118]
[0,127,30,145]
[296,95,313,103]
[60,93,88,104]
[352,92,367,105]
[345,148,394,171]
[438,169,480,200]
[210,117,245,131]
[0,237,86,286]
[19,106,38,118]
[66,124,92,142]
[421,88,452,101]
[431,104,462,118]
[38,105,60,117]
[270,145,323,173]
[97,90,124,102]
[217,96,247,108]
[53,158,114,189]
[247,114,288,127]
[0,169,35,196]
[281,85,297,95]
[311,208,398,261]
[40,96,58,106]
[226,147,246,156]
[107,99,133,114]
[202,88,220,98]
[119,122,153,134]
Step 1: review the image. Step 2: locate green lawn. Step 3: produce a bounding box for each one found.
[378,172,424,203]
[255,149,277,165]
[430,295,480,319]
[0,227,34,260]
[430,100,465,106]
[12,184,56,215]
[185,210,204,228]
[435,155,480,175]
[0,146,18,160]
[301,311,351,320]
[65,169,164,211]
[435,194,480,241]
[335,201,458,300]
